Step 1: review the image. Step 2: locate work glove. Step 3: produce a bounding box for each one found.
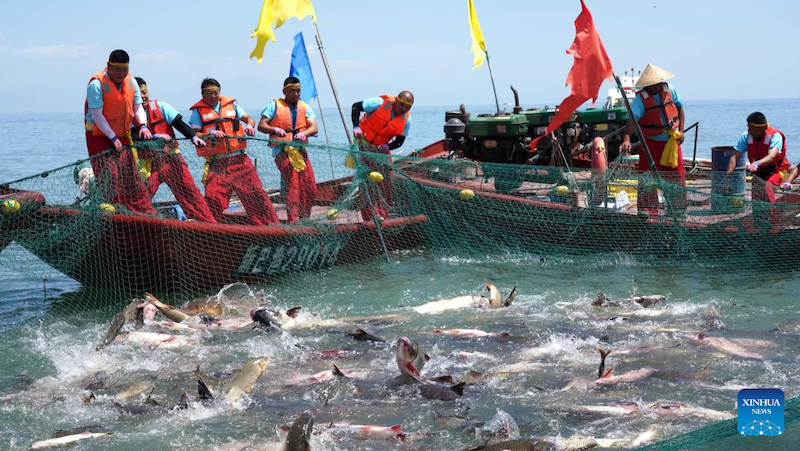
[244,124,256,136]
[294,132,307,143]
[379,144,390,152]
[353,126,364,138]
[192,136,206,147]
[747,162,760,173]
[211,130,226,139]
[153,134,172,142]
[272,127,287,137]
[780,181,792,190]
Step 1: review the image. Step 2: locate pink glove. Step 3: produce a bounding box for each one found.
[211,130,226,139]
[138,125,152,140]
[154,133,172,142]
[378,144,390,152]
[192,136,207,147]
[780,181,792,190]
[272,127,286,137]
[747,162,760,172]
[243,124,256,136]
[294,132,307,143]
[353,126,364,138]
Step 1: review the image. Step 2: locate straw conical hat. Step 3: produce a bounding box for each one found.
[634,63,675,88]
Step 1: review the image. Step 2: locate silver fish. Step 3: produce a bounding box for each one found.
[395,337,429,380]
[285,411,314,451]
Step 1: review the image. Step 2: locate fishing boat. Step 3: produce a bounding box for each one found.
[0,146,427,294]
[385,88,800,267]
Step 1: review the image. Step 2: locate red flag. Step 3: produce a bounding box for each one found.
[531,0,613,151]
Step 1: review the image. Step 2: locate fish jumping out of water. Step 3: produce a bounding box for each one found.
[413,281,517,315]
[250,306,302,330]
[395,337,429,381]
[223,357,270,406]
[285,411,314,451]
[145,293,192,323]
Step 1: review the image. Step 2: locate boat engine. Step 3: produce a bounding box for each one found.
[443,86,630,169]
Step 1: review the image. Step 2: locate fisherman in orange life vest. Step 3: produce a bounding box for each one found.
[726,112,791,204]
[189,78,279,225]
[351,91,414,221]
[620,64,686,217]
[84,49,156,214]
[133,78,216,223]
[257,77,319,224]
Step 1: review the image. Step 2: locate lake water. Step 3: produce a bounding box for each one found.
[0,99,798,450]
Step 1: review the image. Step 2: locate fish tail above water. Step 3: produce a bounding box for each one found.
[285,306,302,318]
[598,348,612,379]
[198,378,214,400]
[502,285,518,307]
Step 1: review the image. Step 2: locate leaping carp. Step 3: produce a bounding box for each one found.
[413,281,516,314]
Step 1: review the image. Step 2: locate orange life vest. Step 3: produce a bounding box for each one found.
[190,96,247,157]
[267,99,308,143]
[84,69,136,138]
[637,84,680,137]
[359,95,409,146]
[144,100,178,152]
[747,127,789,176]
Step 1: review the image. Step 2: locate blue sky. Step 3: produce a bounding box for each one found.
[2,0,799,113]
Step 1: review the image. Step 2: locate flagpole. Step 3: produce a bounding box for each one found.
[314,97,336,178]
[485,50,501,114]
[312,21,391,263]
[312,23,352,145]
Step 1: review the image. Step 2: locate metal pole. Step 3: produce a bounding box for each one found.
[313,23,352,144]
[485,50,501,115]
[312,22,390,263]
[614,75,656,172]
[314,97,336,179]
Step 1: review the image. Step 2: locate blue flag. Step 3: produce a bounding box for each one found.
[289,32,317,102]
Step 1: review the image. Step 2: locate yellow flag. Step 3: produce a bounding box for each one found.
[468,0,486,68]
[250,0,317,64]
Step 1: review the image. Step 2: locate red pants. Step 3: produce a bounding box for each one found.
[146,152,216,223]
[752,171,782,203]
[358,145,394,221]
[86,132,156,215]
[637,139,686,216]
[204,154,279,225]
[275,150,317,224]
[748,171,783,229]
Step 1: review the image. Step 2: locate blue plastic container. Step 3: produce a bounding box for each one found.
[172,205,188,221]
[711,146,746,213]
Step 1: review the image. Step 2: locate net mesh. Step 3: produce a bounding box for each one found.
[638,395,799,450]
[2,137,799,449]
[3,137,800,297]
